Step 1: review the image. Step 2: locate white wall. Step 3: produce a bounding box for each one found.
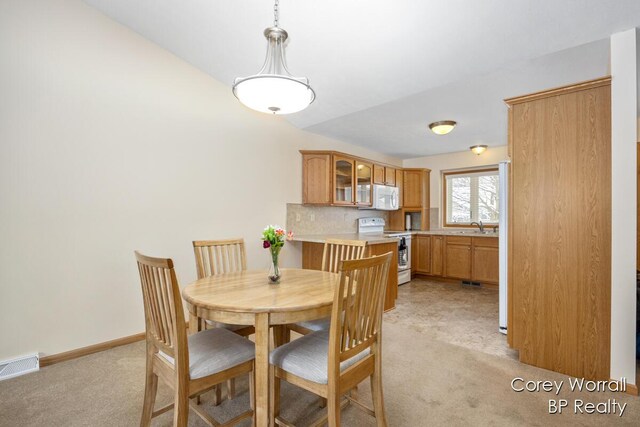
[402,146,508,227]
[0,0,401,360]
[610,29,637,384]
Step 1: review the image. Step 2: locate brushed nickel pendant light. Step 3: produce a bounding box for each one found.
[232,0,315,115]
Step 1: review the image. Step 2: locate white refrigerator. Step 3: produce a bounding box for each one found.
[498,161,509,335]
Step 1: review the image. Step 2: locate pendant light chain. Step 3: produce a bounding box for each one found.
[273,0,279,27]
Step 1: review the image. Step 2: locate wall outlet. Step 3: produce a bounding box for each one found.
[295,213,301,222]
[310,213,315,222]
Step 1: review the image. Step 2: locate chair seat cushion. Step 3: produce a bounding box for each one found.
[293,317,331,332]
[159,328,254,380]
[269,330,369,384]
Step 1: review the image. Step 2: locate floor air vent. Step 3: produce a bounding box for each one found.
[0,353,39,381]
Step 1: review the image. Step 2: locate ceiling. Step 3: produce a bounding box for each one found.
[84,0,640,158]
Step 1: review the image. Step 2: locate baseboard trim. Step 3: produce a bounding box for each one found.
[626,382,638,396]
[40,332,145,367]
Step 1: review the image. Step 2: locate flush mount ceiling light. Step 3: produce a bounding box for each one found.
[232,0,315,115]
[429,120,457,135]
[470,145,488,155]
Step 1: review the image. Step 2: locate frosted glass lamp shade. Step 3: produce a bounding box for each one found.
[429,120,457,135]
[233,75,315,115]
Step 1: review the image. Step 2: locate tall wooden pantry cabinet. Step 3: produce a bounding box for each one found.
[505,77,611,380]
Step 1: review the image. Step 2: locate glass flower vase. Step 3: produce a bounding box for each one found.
[268,246,281,284]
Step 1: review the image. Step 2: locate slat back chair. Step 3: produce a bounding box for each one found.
[289,239,369,337]
[136,251,254,427]
[137,252,186,373]
[192,239,254,401]
[321,239,368,273]
[193,238,246,279]
[271,252,393,427]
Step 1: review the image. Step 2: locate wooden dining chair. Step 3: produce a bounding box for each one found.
[193,239,256,400]
[135,251,255,427]
[288,239,368,336]
[270,252,393,427]
[192,239,255,334]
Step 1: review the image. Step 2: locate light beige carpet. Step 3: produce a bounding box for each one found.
[0,279,638,426]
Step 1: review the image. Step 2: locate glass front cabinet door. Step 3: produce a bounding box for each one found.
[355,161,372,206]
[333,156,355,205]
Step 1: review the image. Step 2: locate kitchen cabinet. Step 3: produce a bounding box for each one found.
[471,238,499,284]
[444,236,472,279]
[410,236,416,274]
[302,241,398,311]
[413,235,497,285]
[301,152,332,205]
[395,169,403,208]
[332,155,355,205]
[374,164,397,186]
[403,170,424,208]
[388,169,431,230]
[373,164,385,185]
[300,150,401,208]
[355,161,372,206]
[385,167,396,186]
[430,235,444,276]
[506,77,611,380]
[414,235,431,274]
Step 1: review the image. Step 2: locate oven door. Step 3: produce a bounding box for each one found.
[397,236,411,284]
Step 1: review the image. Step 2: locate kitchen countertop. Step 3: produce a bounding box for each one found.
[408,230,499,238]
[291,229,499,245]
[291,233,397,245]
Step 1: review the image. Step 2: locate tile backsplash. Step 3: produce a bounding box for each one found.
[430,207,440,229]
[286,204,389,235]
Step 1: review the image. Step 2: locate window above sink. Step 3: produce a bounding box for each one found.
[443,168,499,227]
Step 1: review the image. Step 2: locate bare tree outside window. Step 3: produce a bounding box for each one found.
[445,170,499,225]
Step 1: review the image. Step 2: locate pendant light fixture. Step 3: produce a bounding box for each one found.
[429,120,457,135]
[232,0,315,114]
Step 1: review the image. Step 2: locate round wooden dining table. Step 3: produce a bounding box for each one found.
[182,268,340,426]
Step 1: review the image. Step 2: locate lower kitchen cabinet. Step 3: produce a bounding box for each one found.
[413,234,498,286]
[430,235,444,276]
[415,235,431,274]
[471,239,499,284]
[444,238,472,279]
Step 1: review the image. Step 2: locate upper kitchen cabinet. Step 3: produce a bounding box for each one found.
[333,155,355,205]
[388,168,431,230]
[373,164,385,185]
[395,169,403,208]
[300,150,400,208]
[355,160,373,206]
[373,164,397,186]
[403,169,429,208]
[385,167,396,186]
[301,152,332,205]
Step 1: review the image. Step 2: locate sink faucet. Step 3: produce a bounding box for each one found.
[470,221,484,232]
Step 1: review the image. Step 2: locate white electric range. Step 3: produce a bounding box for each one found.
[357,218,412,285]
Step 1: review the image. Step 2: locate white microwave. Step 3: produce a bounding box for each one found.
[372,184,399,210]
